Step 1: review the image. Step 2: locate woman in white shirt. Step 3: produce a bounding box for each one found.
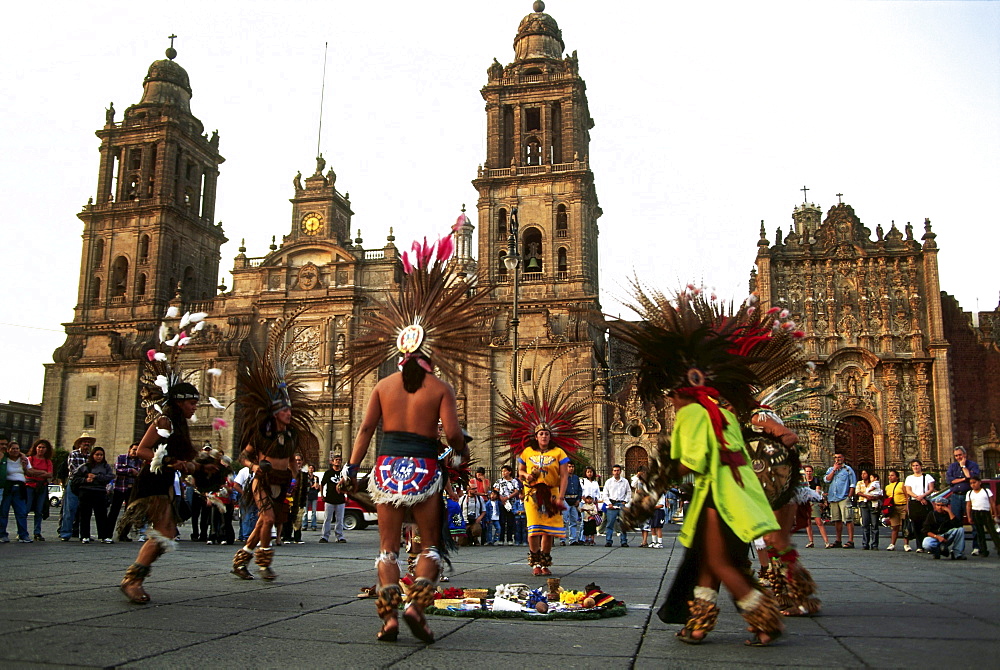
[966,476,1000,557]
[855,470,882,550]
[903,460,935,552]
[580,466,602,504]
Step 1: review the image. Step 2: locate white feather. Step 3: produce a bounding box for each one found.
[165,306,180,318]
[179,311,192,330]
[209,397,225,409]
[193,321,206,331]
[150,443,169,473]
[207,368,222,377]
[154,352,167,361]
[165,334,179,347]
[158,323,169,343]
[178,337,192,346]
[189,312,208,323]
[153,403,163,415]
[189,413,198,423]
[156,427,172,438]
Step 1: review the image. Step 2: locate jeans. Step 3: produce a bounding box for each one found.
[499,507,516,542]
[59,485,81,539]
[486,519,501,544]
[922,527,966,557]
[306,498,318,528]
[666,499,678,524]
[604,507,628,545]
[0,484,30,540]
[26,485,47,536]
[970,510,1000,554]
[514,515,527,545]
[78,488,111,540]
[322,502,345,540]
[860,505,880,549]
[563,504,581,543]
[239,505,258,542]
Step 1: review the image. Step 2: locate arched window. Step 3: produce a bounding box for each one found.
[91,277,102,304]
[557,247,568,275]
[110,256,129,298]
[556,204,568,237]
[522,227,543,274]
[93,238,105,269]
[497,251,508,281]
[136,273,147,297]
[138,235,150,263]
[497,208,508,241]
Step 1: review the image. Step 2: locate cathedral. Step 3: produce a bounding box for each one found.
[39,2,1000,479]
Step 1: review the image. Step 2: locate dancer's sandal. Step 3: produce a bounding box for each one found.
[676,596,719,645]
[675,627,707,644]
[740,590,784,647]
[376,620,399,642]
[375,585,403,643]
[403,604,435,644]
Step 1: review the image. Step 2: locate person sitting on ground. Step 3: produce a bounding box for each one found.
[921,497,966,560]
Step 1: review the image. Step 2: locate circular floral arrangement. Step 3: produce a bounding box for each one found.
[425,582,627,621]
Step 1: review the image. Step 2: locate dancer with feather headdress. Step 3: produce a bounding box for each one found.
[605,283,798,647]
[119,308,231,604]
[342,223,493,644]
[492,344,621,576]
[231,307,319,582]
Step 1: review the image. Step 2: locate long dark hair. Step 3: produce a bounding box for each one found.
[402,355,431,393]
[29,439,53,459]
[584,466,597,481]
[86,447,106,467]
[165,399,196,461]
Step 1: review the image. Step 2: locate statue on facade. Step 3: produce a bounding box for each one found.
[105,102,115,125]
[293,171,303,191]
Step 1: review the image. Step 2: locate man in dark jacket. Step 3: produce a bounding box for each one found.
[922,498,967,559]
[320,454,346,543]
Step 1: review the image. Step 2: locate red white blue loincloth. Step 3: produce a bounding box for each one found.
[369,455,442,507]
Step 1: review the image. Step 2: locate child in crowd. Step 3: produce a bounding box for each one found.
[511,490,527,546]
[649,492,666,548]
[966,475,1000,557]
[486,490,502,546]
[580,494,599,546]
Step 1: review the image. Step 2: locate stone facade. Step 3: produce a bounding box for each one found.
[40,3,612,470]
[753,201,955,472]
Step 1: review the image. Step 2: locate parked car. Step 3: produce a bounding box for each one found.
[48,484,64,507]
[313,471,378,530]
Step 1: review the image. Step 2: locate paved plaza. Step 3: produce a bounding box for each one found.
[1,516,998,669]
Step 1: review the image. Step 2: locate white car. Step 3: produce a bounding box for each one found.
[48,484,64,507]
[312,471,378,530]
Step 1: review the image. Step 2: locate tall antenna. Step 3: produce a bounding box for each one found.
[316,41,329,160]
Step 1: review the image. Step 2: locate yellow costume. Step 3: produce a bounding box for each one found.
[519,445,570,538]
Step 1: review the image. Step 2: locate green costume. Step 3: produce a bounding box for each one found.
[672,403,779,548]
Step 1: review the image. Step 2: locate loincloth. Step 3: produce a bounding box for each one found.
[369,455,442,507]
[253,466,292,524]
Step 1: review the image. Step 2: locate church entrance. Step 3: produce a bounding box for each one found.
[624,445,648,478]
[834,416,876,474]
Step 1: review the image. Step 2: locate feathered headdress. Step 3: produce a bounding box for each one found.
[342,224,494,386]
[140,306,220,424]
[492,342,627,458]
[237,307,318,446]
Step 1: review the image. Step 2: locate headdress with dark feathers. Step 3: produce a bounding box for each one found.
[237,307,318,446]
[342,224,494,387]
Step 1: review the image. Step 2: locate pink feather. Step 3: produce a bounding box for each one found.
[146,349,157,361]
[436,234,454,262]
[401,251,413,274]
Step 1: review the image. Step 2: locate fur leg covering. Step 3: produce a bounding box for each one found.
[376,584,403,619]
[737,589,785,641]
[686,587,721,634]
[146,529,177,554]
[232,547,254,580]
[255,546,276,580]
[406,577,437,610]
[120,562,151,604]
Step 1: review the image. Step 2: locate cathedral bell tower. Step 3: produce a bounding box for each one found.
[470,2,606,468]
[77,40,227,320]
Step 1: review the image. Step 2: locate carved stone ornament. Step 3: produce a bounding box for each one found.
[295,262,321,291]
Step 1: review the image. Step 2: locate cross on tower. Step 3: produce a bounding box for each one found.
[168,34,177,48]
[800,185,809,203]
[836,193,844,204]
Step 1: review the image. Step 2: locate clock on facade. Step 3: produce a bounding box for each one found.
[300,213,323,235]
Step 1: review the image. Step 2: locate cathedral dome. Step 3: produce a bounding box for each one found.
[514,1,564,61]
[138,47,193,113]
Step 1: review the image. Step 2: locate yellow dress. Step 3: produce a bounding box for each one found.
[519,446,569,538]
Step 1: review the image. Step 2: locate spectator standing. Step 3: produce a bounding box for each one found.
[966,475,1000,557]
[649,492,666,548]
[459,486,485,545]
[802,465,830,548]
[305,465,320,530]
[511,489,527,546]
[484,490,502,545]
[855,470,882,550]
[884,469,908,550]
[580,494,599,545]
[602,464,632,548]
[903,459,935,552]
[320,454,347,543]
[25,439,55,541]
[282,453,309,544]
[59,432,96,541]
[580,466,601,509]
[946,447,980,522]
[561,461,583,545]
[0,435,7,510]
[110,444,142,542]
[921,498,966,559]
[1,442,45,542]
[824,453,857,548]
[493,465,521,546]
[73,446,115,544]
[233,465,257,543]
[473,467,491,496]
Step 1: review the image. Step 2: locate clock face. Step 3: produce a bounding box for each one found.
[300,213,323,235]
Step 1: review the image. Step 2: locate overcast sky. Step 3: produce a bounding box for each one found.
[1,0,998,404]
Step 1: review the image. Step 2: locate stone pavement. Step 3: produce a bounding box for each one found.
[2,516,999,668]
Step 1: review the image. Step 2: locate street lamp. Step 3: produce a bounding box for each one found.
[504,207,521,396]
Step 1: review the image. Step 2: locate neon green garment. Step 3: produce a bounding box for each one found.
[671,402,779,547]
